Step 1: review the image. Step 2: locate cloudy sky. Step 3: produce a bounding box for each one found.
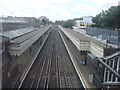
[0,0,119,21]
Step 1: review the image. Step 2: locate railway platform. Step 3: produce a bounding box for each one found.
[58,26,120,89]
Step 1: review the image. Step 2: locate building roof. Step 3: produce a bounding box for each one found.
[9,25,51,56]
[0,19,26,23]
[1,27,36,40]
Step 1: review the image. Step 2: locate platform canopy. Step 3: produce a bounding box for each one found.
[1,27,36,40]
[8,26,51,56]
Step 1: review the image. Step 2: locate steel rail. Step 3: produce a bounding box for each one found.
[29,54,44,88]
[36,57,46,88]
[18,28,51,88]
[55,39,59,88]
[46,37,52,89]
[58,29,74,88]
[63,53,74,88]
[37,31,53,88]
[46,37,53,89]
[58,27,86,89]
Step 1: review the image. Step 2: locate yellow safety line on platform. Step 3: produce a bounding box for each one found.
[20,61,32,80]
[19,27,51,82]
[19,28,51,81]
[72,56,90,90]
[59,27,91,89]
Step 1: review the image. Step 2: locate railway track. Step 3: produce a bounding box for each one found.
[56,28,81,88]
[15,25,83,89]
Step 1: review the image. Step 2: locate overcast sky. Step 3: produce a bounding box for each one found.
[0,0,119,21]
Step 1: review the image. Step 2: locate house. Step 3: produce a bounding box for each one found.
[76,16,93,27]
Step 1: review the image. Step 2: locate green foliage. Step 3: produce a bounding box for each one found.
[42,19,49,25]
[35,19,41,23]
[62,20,75,28]
[55,20,64,25]
[55,20,75,28]
[93,6,120,29]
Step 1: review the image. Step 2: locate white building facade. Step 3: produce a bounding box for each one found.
[76,16,93,27]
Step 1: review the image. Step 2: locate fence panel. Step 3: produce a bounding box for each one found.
[86,27,119,46]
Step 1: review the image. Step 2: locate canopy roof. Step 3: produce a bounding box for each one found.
[1,27,36,39]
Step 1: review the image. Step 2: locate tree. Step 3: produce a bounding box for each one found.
[55,19,75,29]
[55,20,64,25]
[42,19,49,25]
[62,20,75,28]
[92,6,120,29]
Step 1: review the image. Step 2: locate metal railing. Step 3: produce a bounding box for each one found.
[98,51,120,83]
